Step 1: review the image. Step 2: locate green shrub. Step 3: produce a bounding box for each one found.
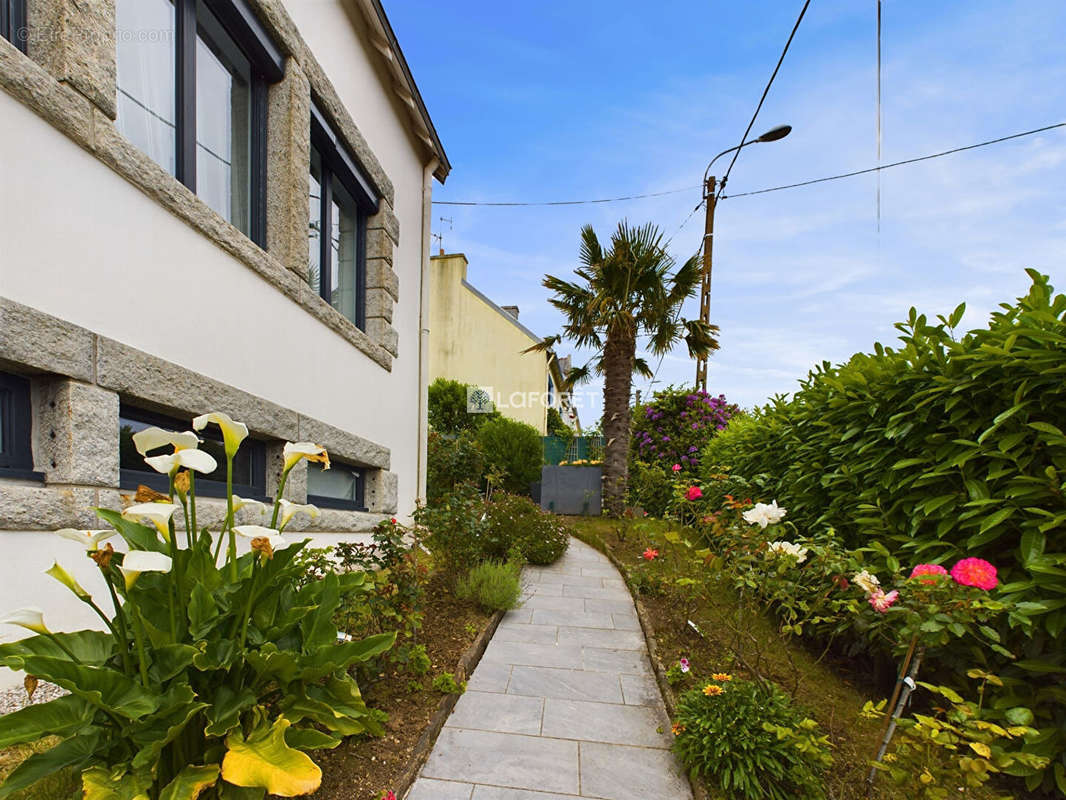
[673,678,831,800]
[547,406,574,439]
[702,271,1066,792]
[483,493,570,565]
[476,417,544,494]
[456,561,523,611]
[427,429,486,505]
[432,672,466,694]
[428,377,499,434]
[414,483,487,575]
[627,459,674,517]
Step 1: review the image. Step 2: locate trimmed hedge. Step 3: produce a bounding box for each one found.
[703,271,1066,791]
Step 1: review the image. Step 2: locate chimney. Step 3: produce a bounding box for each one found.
[501,305,520,320]
[559,355,572,375]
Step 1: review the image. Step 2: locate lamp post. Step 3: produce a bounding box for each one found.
[694,124,791,392]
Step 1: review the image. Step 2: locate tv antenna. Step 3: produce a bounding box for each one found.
[432,216,453,255]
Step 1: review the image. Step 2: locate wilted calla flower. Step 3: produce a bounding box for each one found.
[121,502,180,541]
[54,529,115,551]
[0,608,49,634]
[144,448,218,476]
[234,525,286,550]
[45,563,91,599]
[282,442,330,472]
[119,551,172,589]
[277,499,320,531]
[131,427,200,456]
[192,412,248,458]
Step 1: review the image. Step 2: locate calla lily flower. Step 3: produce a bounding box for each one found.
[45,563,91,599]
[119,551,173,589]
[234,525,286,550]
[277,500,320,531]
[144,448,218,476]
[122,502,180,541]
[232,495,268,515]
[54,528,115,551]
[193,412,248,458]
[282,442,330,472]
[132,426,200,455]
[0,607,49,634]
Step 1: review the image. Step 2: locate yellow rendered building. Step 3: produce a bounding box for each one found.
[428,253,576,434]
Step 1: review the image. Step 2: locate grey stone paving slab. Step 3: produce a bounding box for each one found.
[542,698,671,748]
[507,665,623,704]
[481,640,584,669]
[406,777,475,800]
[445,691,544,735]
[582,647,652,675]
[531,609,614,629]
[493,623,559,645]
[556,627,645,651]
[619,673,662,706]
[579,741,692,800]
[422,729,579,795]
[415,537,691,799]
[466,661,512,693]
[471,788,579,800]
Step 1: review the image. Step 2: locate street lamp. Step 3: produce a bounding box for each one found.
[694,125,791,391]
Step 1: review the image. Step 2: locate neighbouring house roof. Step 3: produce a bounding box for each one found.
[460,279,543,345]
[350,0,451,182]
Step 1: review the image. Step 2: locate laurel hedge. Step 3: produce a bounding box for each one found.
[702,270,1066,793]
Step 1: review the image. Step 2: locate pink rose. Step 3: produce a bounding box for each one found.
[685,486,703,501]
[868,589,899,613]
[909,563,948,584]
[951,558,998,591]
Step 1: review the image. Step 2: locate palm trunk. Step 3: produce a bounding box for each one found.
[602,330,635,517]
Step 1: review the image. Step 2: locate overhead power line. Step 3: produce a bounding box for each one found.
[716,0,812,198]
[721,122,1066,199]
[432,185,699,208]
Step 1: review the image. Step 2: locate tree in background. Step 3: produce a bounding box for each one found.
[530,221,719,516]
[476,417,543,494]
[546,407,574,439]
[428,377,499,434]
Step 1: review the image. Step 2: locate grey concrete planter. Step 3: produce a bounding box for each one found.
[539,464,602,516]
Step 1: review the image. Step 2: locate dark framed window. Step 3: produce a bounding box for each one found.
[308,105,379,330]
[307,461,366,512]
[119,405,267,499]
[0,372,39,480]
[1,0,26,52]
[114,0,282,244]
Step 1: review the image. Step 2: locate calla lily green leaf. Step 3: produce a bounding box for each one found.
[204,686,257,737]
[283,727,341,751]
[0,694,95,748]
[0,729,102,799]
[160,764,221,800]
[129,686,208,771]
[221,716,322,797]
[0,630,114,667]
[81,765,152,800]
[15,655,160,719]
[95,509,169,553]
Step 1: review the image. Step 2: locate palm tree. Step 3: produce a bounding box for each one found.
[529,221,720,517]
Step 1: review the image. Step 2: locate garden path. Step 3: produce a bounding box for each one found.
[407,537,692,800]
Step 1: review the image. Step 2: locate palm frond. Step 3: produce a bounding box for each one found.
[522,334,561,355]
[632,356,654,380]
[683,319,721,359]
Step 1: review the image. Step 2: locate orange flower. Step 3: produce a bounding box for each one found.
[702,684,723,696]
[712,673,732,682]
[671,722,686,736]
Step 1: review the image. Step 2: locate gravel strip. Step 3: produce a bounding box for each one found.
[0,681,69,715]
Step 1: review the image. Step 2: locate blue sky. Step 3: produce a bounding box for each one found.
[388,0,1066,419]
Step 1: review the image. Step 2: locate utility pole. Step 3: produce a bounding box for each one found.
[694,176,717,392]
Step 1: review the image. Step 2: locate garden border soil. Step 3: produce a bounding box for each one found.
[571,530,709,800]
[393,607,506,800]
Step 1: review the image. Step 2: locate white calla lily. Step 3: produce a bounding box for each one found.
[277,500,320,531]
[232,495,268,515]
[45,563,91,599]
[122,502,180,541]
[234,525,286,550]
[131,427,200,455]
[192,412,248,458]
[282,442,330,472]
[54,528,115,551]
[0,607,49,634]
[144,448,218,476]
[119,551,172,589]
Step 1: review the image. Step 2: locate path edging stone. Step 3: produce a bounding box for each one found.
[394,606,506,800]
[572,529,710,800]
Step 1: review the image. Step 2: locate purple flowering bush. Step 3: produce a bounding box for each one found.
[628,387,739,516]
